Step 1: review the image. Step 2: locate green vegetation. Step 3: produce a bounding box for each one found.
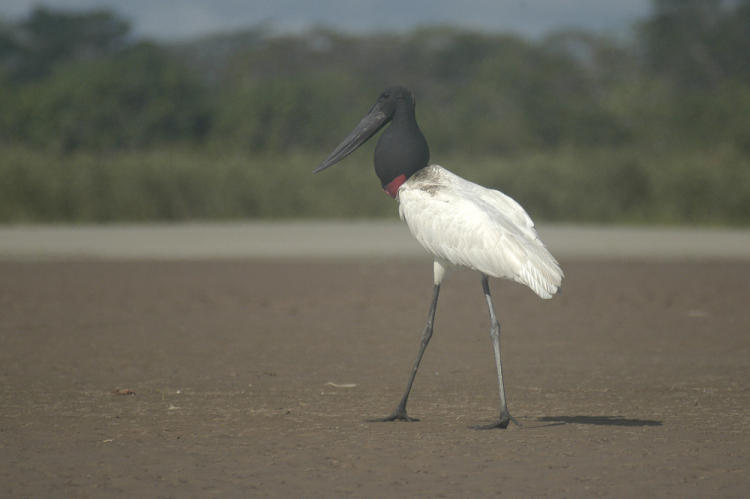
[1,1,749,224]
[2,145,747,224]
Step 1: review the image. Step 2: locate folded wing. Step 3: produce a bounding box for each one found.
[398,165,563,299]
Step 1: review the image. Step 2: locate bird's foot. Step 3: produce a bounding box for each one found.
[368,407,419,422]
[472,412,521,430]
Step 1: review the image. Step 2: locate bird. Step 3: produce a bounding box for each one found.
[313,86,563,429]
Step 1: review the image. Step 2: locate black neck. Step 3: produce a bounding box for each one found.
[374,102,430,188]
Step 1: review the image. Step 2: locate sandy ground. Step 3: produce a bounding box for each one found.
[1,252,749,496]
[2,222,750,259]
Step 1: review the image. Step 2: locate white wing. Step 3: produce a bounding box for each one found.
[398,165,563,299]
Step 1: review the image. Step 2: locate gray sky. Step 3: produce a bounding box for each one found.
[0,0,651,40]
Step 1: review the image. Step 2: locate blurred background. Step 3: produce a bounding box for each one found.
[0,0,748,225]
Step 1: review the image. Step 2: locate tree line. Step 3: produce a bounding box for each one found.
[0,0,749,223]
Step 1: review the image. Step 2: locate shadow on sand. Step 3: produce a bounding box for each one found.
[538,415,663,427]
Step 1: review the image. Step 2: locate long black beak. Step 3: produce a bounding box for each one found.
[314,105,390,173]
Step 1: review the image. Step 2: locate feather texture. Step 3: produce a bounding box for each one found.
[398,165,563,298]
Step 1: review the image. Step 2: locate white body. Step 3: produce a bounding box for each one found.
[397,164,563,299]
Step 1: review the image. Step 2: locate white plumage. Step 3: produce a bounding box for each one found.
[397,164,563,298]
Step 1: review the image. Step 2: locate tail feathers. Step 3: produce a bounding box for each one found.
[514,244,563,299]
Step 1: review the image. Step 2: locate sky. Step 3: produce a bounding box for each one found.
[0,0,652,40]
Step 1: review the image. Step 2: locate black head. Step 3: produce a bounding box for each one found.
[371,85,414,122]
[314,86,429,198]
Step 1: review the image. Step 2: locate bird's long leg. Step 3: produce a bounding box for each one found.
[371,283,440,422]
[475,275,519,430]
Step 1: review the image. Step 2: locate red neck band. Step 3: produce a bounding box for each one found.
[384,174,407,198]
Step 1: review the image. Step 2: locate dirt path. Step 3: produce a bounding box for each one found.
[2,259,749,497]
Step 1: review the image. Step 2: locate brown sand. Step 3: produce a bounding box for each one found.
[1,259,749,497]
